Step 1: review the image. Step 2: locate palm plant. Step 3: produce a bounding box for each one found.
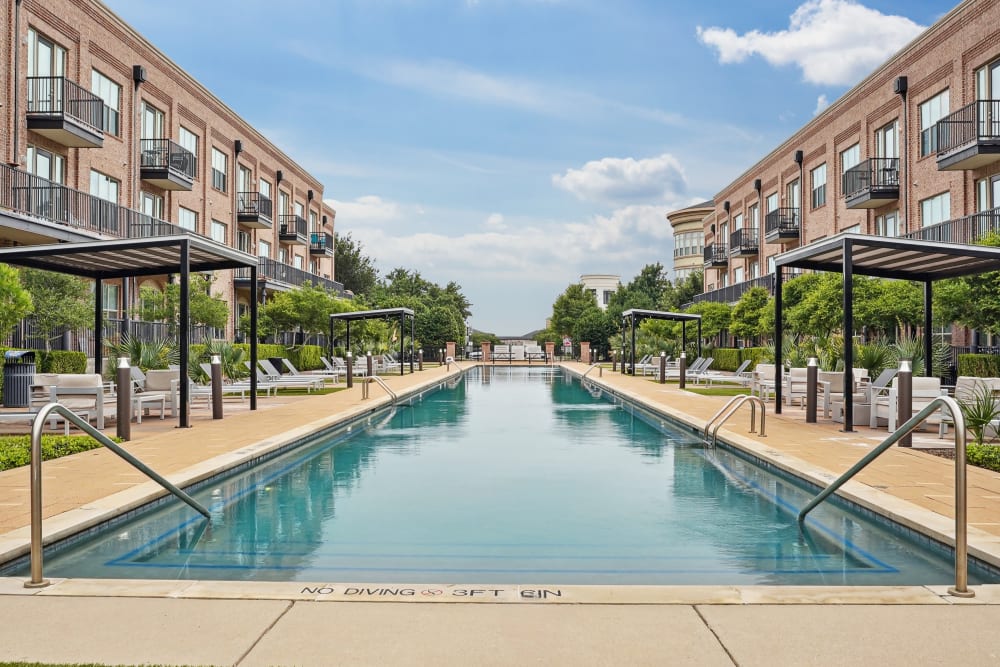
[958,384,1000,446]
[201,339,249,381]
[107,331,178,372]
[855,339,895,379]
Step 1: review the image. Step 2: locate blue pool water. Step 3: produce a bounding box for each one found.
[6,366,995,585]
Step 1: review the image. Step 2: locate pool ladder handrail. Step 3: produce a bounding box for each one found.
[582,362,603,380]
[26,402,210,589]
[362,375,397,404]
[704,394,766,446]
[796,395,973,598]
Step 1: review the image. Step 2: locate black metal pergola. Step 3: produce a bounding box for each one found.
[0,235,260,428]
[773,232,1000,431]
[620,309,702,375]
[328,307,415,375]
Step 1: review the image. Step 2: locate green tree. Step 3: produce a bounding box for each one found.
[134,274,228,333]
[416,304,463,352]
[729,287,771,342]
[551,283,598,336]
[573,309,615,358]
[0,264,33,341]
[660,270,703,311]
[20,268,92,351]
[934,233,1000,334]
[685,301,731,341]
[334,232,378,296]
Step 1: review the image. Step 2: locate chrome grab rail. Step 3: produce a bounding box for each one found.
[581,362,603,380]
[362,375,397,404]
[797,396,973,598]
[27,402,210,589]
[704,395,766,446]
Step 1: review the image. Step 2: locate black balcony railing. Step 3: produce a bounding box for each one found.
[1,163,205,240]
[703,243,728,266]
[729,227,759,256]
[141,139,197,181]
[279,214,308,241]
[235,256,344,294]
[901,206,1000,245]
[692,274,775,305]
[237,191,273,220]
[842,157,899,199]
[764,207,800,240]
[310,232,333,253]
[26,76,104,133]
[936,100,1000,155]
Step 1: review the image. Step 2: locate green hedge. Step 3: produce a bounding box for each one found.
[957,354,1000,377]
[288,345,324,371]
[0,434,108,472]
[706,347,767,372]
[968,443,1000,473]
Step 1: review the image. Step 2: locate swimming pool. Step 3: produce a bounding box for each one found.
[5,366,996,585]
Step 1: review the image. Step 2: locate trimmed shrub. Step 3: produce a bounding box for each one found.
[712,348,741,372]
[968,443,1000,473]
[0,434,109,472]
[957,354,1000,378]
[39,350,86,373]
[739,347,768,369]
[288,345,324,371]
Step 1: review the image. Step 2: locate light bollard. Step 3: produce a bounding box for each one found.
[440,348,445,366]
[116,357,131,441]
[659,351,666,385]
[806,357,818,423]
[211,354,223,420]
[418,348,424,371]
[366,352,373,378]
[346,351,354,389]
[898,359,913,447]
[678,352,687,389]
[611,350,617,372]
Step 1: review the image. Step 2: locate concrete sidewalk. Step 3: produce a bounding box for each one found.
[2,361,1000,666]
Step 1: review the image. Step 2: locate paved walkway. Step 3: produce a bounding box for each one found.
[1,361,1000,666]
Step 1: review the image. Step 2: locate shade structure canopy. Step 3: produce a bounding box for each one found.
[329,308,416,375]
[772,232,1000,431]
[0,235,261,427]
[620,309,702,375]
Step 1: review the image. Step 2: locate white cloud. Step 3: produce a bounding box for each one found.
[324,195,401,223]
[552,154,688,204]
[696,0,926,86]
[814,94,830,115]
[484,213,507,230]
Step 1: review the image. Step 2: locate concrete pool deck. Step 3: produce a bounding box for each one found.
[1,361,1000,666]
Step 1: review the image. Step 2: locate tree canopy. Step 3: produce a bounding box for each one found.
[20,268,92,351]
[334,232,378,296]
[0,264,32,341]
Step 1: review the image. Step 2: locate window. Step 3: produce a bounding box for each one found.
[841,224,860,234]
[260,179,271,201]
[876,121,898,159]
[179,126,198,158]
[785,179,800,210]
[673,231,702,258]
[294,201,305,218]
[310,211,319,232]
[102,283,119,319]
[810,163,827,209]
[749,260,759,279]
[841,144,860,175]
[767,255,776,275]
[211,219,228,245]
[89,170,119,202]
[26,145,64,183]
[732,213,743,231]
[177,206,197,232]
[765,193,778,213]
[259,240,271,259]
[211,148,227,192]
[919,90,949,157]
[734,266,744,283]
[603,290,613,306]
[141,102,164,140]
[748,203,759,230]
[91,69,120,136]
[278,247,288,264]
[920,192,951,227]
[27,28,65,78]
[310,260,318,275]
[976,176,1000,212]
[278,191,289,216]
[293,255,304,270]
[876,211,898,237]
[237,230,252,254]
[238,165,252,194]
[140,192,163,219]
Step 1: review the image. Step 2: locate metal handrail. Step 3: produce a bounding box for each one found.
[796,396,973,598]
[704,394,766,446]
[581,362,603,380]
[362,375,397,404]
[26,402,210,588]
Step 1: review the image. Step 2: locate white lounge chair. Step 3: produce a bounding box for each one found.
[282,358,340,382]
[258,359,325,391]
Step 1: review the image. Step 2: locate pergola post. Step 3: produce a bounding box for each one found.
[843,238,854,432]
[249,264,258,411]
[774,267,783,413]
[630,311,637,375]
[179,239,190,429]
[409,315,415,373]
[924,281,933,377]
[94,278,103,377]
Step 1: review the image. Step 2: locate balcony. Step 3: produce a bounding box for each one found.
[279,214,308,244]
[234,256,344,294]
[843,158,899,209]
[900,206,1000,245]
[237,191,272,230]
[764,207,800,244]
[26,76,104,148]
[310,232,333,256]
[1,163,204,241]
[691,274,774,306]
[140,139,196,190]
[729,227,759,257]
[703,243,728,268]
[935,100,1000,170]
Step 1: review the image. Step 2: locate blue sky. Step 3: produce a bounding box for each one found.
[104,0,955,335]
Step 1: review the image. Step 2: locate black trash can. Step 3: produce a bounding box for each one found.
[3,350,36,408]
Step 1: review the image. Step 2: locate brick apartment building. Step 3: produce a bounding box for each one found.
[687,0,1000,350]
[0,0,340,345]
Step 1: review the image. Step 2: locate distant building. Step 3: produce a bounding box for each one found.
[580,274,620,310]
[666,201,712,281]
